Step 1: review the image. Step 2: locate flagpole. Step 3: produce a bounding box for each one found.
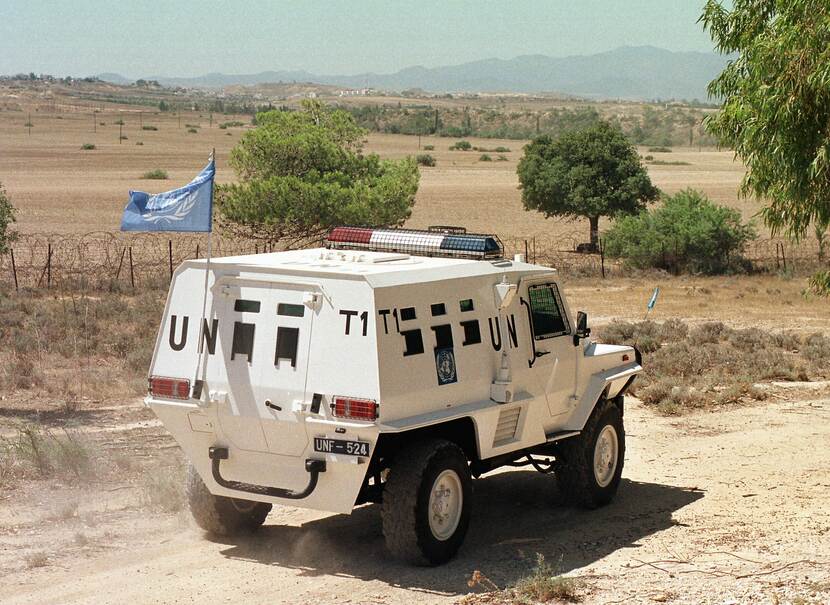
[195,149,215,390]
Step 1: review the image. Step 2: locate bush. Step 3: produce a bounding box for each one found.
[187,128,198,134]
[136,141,144,146]
[423,144,434,150]
[494,146,511,152]
[141,125,158,131]
[808,270,830,297]
[604,189,757,274]
[119,135,128,140]
[479,153,492,162]
[644,154,654,160]
[450,140,472,151]
[416,153,436,167]
[0,181,17,254]
[496,154,508,161]
[142,169,168,180]
[114,119,125,125]
[648,146,672,152]
[80,143,96,150]
[219,121,245,129]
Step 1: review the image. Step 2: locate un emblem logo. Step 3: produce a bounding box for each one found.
[435,348,457,385]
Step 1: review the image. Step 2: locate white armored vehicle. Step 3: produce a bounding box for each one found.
[146,227,642,565]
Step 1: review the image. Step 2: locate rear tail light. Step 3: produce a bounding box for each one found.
[332,396,378,421]
[149,376,191,399]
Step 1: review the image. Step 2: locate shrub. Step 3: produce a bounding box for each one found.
[479,153,492,162]
[416,153,436,167]
[496,154,508,161]
[648,146,672,152]
[135,141,144,145]
[514,554,583,603]
[604,189,757,274]
[187,128,198,133]
[142,169,168,180]
[80,143,95,150]
[24,121,33,128]
[185,123,199,129]
[423,144,434,150]
[119,135,128,140]
[450,140,472,151]
[219,121,245,129]
[0,181,17,254]
[808,270,830,297]
[494,146,511,152]
[141,125,158,131]
[649,159,691,166]
[644,154,654,160]
[114,119,124,125]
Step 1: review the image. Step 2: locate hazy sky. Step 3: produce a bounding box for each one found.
[1,1,717,78]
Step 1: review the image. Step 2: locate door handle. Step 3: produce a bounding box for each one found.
[265,399,282,412]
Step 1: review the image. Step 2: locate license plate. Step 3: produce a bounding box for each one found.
[314,437,370,457]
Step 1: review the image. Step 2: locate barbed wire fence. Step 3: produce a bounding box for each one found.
[0,231,824,293]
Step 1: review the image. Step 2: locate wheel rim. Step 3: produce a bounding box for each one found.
[593,425,619,488]
[427,469,463,541]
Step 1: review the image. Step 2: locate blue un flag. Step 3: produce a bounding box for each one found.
[120,159,215,232]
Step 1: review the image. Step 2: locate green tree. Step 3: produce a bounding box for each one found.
[217,100,419,245]
[517,120,659,249]
[701,1,830,239]
[0,182,18,254]
[604,189,757,274]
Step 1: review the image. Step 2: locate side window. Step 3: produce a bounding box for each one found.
[460,319,481,346]
[431,324,453,348]
[527,283,570,339]
[275,326,299,368]
[401,329,424,356]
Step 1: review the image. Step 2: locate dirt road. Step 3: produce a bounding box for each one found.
[3,388,829,605]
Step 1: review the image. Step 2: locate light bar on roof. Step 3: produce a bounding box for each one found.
[325,227,503,260]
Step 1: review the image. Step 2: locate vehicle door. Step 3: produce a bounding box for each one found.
[209,279,315,457]
[518,278,576,418]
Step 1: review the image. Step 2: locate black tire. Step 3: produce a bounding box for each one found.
[381,439,472,566]
[185,464,272,535]
[555,398,625,509]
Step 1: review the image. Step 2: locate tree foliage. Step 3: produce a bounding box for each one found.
[701,0,830,239]
[604,189,757,274]
[517,120,659,248]
[0,182,17,255]
[217,100,419,245]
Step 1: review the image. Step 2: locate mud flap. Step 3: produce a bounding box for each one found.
[208,446,326,500]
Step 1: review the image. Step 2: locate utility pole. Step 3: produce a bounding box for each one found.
[119,121,123,143]
[27,112,31,136]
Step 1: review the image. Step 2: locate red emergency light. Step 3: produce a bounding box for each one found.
[325,226,503,260]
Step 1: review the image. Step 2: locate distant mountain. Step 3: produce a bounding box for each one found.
[98,46,728,101]
[96,72,133,86]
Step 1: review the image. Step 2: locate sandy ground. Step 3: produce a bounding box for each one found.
[1,387,828,605]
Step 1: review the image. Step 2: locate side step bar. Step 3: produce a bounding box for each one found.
[208,446,326,500]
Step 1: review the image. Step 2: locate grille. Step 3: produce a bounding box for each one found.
[493,406,522,447]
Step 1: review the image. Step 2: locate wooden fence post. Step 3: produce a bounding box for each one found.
[168,239,173,280]
[10,249,18,291]
[129,246,135,288]
[195,243,200,259]
[47,243,52,288]
[600,238,606,279]
[115,246,126,280]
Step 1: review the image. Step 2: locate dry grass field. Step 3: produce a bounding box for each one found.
[0,95,747,243]
[1,86,829,605]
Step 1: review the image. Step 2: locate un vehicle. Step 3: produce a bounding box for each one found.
[146,227,642,565]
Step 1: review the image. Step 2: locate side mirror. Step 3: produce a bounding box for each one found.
[573,311,591,346]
